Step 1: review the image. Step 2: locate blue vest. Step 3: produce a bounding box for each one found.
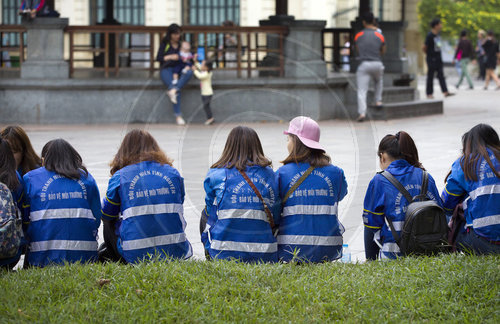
[277,163,347,262]
[202,166,279,262]
[23,168,101,267]
[363,160,443,259]
[101,161,192,264]
[442,149,499,241]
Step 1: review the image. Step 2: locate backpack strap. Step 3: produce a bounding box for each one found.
[380,171,414,246]
[415,171,429,202]
[238,169,276,230]
[380,171,413,202]
[282,166,315,204]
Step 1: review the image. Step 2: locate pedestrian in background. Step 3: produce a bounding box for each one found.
[354,12,385,122]
[423,18,454,99]
[193,58,215,125]
[476,30,486,80]
[482,30,500,90]
[453,30,474,90]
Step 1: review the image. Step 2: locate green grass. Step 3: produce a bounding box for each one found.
[1,254,499,323]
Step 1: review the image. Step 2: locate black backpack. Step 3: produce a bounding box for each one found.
[381,170,450,256]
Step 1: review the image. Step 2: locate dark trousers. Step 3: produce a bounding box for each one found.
[202,95,213,119]
[456,228,500,255]
[100,219,126,263]
[364,227,380,260]
[426,59,448,95]
[478,55,486,80]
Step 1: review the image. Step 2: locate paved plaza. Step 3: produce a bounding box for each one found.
[4,73,499,262]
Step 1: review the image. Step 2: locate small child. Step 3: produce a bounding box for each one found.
[193,59,215,125]
[172,41,193,86]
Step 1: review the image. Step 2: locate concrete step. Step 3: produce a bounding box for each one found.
[367,99,443,120]
[367,86,416,104]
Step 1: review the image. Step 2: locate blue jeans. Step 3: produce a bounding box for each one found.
[160,67,193,116]
[456,228,500,255]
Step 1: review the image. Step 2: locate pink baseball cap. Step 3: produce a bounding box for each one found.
[284,116,325,152]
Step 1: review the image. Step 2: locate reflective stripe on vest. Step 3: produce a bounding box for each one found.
[381,242,401,259]
[282,203,338,217]
[30,208,95,223]
[30,240,97,252]
[217,209,268,222]
[473,214,500,229]
[468,184,500,201]
[384,219,404,232]
[121,232,187,251]
[210,239,277,253]
[278,235,342,246]
[122,203,183,220]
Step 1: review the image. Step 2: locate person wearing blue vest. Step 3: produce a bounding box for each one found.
[100,129,192,264]
[0,138,25,269]
[23,139,101,267]
[201,126,280,262]
[442,124,500,254]
[277,116,347,263]
[363,131,443,260]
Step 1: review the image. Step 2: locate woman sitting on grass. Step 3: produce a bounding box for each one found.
[100,129,192,264]
[442,124,500,254]
[277,116,348,263]
[363,131,442,260]
[200,126,280,262]
[23,139,101,267]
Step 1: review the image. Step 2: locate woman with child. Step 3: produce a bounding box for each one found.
[156,24,193,126]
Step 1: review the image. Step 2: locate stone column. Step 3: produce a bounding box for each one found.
[260,16,327,79]
[377,21,408,74]
[21,18,69,79]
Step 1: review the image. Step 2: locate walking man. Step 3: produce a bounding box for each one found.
[423,18,454,99]
[355,12,385,122]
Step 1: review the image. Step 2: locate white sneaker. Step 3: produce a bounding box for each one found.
[167,89,177,104]
[204,118,215,125]
[176,116,186,125]
[172,79,178,85]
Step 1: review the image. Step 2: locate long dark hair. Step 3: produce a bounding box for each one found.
[211,126,272,171]
[281,134,331,167]
[0,138,20,190]
[161,23,182,45]
[41,139,88,180]
[1,125,41,175]
[460,124,500,181]
[110,129,173,175]
[378,131,424,169]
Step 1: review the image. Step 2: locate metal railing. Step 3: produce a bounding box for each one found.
[0,25,26,71]
[65,25,287,78]
[321,28,353,72]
